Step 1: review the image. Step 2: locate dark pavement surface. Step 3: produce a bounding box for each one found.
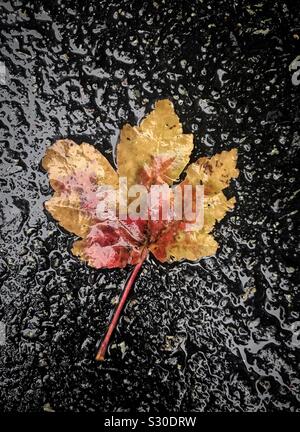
[0,0,299,412]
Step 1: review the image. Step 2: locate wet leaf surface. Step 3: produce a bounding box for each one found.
[42,103,238,268]
[0,0,300,412]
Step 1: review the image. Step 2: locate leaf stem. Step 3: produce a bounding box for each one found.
[96,250,147,361]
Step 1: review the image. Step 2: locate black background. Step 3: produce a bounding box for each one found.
[0,0,300,412]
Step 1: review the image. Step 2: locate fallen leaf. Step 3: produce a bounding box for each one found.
[42,99,239,360]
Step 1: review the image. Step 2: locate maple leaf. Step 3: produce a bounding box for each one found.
[42,99,239,360]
